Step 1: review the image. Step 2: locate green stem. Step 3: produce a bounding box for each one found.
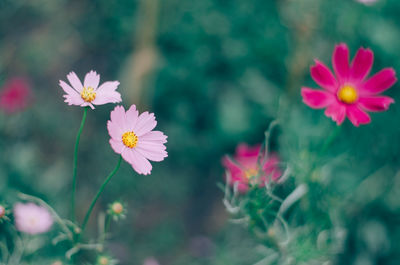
[71,107,88,222]
[81,156,122,233]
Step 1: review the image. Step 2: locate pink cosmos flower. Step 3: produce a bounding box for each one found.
[301,43,397,126]
[13,203,53,235]
[59,70,122,109]
[107,105,168,175]
[222,144,281,193]
[0,77,32,113]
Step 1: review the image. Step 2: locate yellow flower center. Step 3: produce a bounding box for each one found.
[98,257,109,265]
[80,87,96,102]
[111,202,124,214]
[122,131,138,148]
[244,168,258,180]
[337,85,358,104]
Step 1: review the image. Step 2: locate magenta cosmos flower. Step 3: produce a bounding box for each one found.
[107,105,168,175]
[301,43,397,126]
[14,203,53,235]
[59,70,122,109]
[222,144,281,193]
[0,77,32,114]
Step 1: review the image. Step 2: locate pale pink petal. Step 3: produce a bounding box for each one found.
[125,105,139,131]
[140,131,167,143]
[136,143,168,162]
[346,105,371,126]
[324,103,346,125]
[63,93,84,106]
[122,148,152,175]
[109,138,125,154]
[134,112,157,136]
[361,68,397,94]
[59,80,79,96]
[358,96,394,112]
[67,72,83,92]
[310,60,338,92]
[91,81,122,105]
[350,47,373,81]
[84,70,100,89]
[110,105,128,132]
[108,120,124,141]
[81,102,95,109]
[301,87,334,109]
[332,43,350,83]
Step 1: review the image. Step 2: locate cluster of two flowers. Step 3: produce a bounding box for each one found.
[12,70,168,235]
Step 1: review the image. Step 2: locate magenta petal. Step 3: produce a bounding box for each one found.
[358,96,394,112]
[301,87,334,109]
[346,105,371,126]
[362,68,397,94]
[350,47,373,81]
[310,60,338,92]
[332,43,350,82]
[324,103,346,125]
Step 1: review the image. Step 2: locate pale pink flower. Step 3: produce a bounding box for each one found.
[143,257,160,265]
[0,77,32,113]
[13,203,53,235]
[107,105,168,175]
[222,144,281,193]
[59,70,122,109]
[302,43,396,126]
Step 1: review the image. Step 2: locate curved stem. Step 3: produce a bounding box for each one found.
[71,107,88,222]
[81,156,122,233]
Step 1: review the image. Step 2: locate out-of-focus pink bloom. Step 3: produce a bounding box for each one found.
[59,70,122,109]
[222,144,281,193]
[13,203,53,235]
[143,257,160,265]
[302,43,396,126]
[0,77,32,113]
[107,105,168,175]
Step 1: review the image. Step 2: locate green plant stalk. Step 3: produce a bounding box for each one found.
[71,107,88,222]
[81,156,122,233]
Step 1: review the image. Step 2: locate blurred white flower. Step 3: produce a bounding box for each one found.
[143,257,160,265]
[356,0,378,5]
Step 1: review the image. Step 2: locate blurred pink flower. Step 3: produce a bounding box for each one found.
[13,203,53,235]
[143,257,160,265]
[0,77,32,113]
[107,105,168,175]
[222,144,281,193]
[302,43,396,126]
[59,70,122,109]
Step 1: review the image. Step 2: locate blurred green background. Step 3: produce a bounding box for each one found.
[1,0,400,264]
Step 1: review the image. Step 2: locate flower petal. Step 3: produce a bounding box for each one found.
[125,105,139,131]
[332,43,350,83]
[84,70,100,89]
[134,112,157,136]
[361,68,397,95]
[350,47,373,81]
[109,138,125,154]
[59,80,79,96]
[358,96,394,112]
[110,105,128,132]
[91,81,122,105]
[301,87,334,109]
[346,105,371,126]
[63,93,84,106]
[67,72,83,92]
[310,60,338,92]
[107,120,124,140]
[136,143,168,162]
[122,148,152,175]
[139,131,167,143]
[324,103,346,125]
